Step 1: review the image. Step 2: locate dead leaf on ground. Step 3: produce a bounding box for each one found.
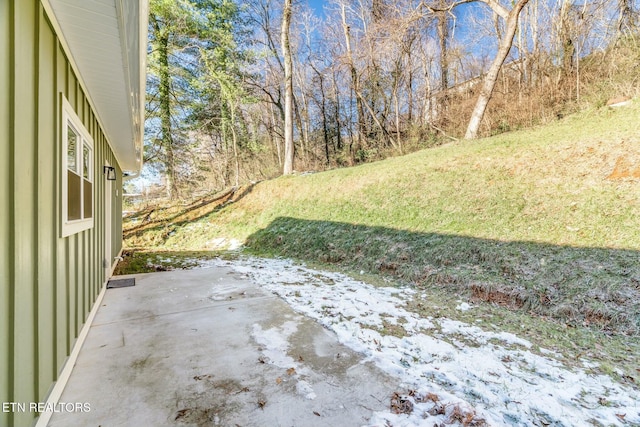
[446,404,487,426]
[286,367,296,375]
[390,392,413,415]
[276,377,282,384]
[313,411,321,417]
[428,403,446,416]
[421,392,440,403]
[174,409,191,421]
[193,374,213,381]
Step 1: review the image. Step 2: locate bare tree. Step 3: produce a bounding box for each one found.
[166,0,640,192]
[462,0,530,139]
[437,0,450,93]
[616,0,637,40]
[281,0,295,174]
[558,0,575,76]
[339,1,367,156]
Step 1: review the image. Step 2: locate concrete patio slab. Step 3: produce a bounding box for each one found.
[47,266,398,427]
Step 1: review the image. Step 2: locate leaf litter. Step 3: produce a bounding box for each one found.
[198,256,640,426]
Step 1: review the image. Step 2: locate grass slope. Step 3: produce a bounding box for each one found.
[122,103,640,384]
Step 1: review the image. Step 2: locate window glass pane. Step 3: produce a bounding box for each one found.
[67,125,78,172]
[83,144,90,179]
[83,179,93,218]
[67,170,81,220]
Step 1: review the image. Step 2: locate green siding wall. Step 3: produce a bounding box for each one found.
[0,0,12,426]
[1,2,124,426]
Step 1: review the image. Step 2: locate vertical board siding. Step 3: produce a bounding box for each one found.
[55,42,68,373]
[1,0,13,425]
[83,231,89,322]
[37,4,56,401]
[12,1,38,426]
[1,2,124,425]
[69,235,77,347]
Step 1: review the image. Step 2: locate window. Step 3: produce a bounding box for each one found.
[61,97,94,236]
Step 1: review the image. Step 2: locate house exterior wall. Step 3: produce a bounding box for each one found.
[1,1,123,426]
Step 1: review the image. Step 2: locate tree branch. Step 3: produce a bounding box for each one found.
[422,0,508,19]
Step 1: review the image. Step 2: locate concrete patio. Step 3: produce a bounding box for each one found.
[47,266,397,427]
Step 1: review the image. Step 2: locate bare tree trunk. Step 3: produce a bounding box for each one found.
[355,88,394,150]
[311,64,331,164]
[559,0,575,76]
[341,4,366,156]
[393,87,403,153]
[616,0,633,41]
[293,87,309,167]
[372,0,384,22]
[321,80,330,164]
[228,101,240,188]
[332,70,343,151]
[292,57,308,166]
[437,1,449,92]
[281,0,294,175]
[574,1,588,102]
[269,100,282,166]
[407,53,414,123]
[526,0,539,90]
[465,0,530,139]
[420,53,434,125]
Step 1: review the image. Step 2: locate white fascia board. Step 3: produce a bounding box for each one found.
[41,0,148,175]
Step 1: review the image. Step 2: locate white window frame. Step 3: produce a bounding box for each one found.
[61,96,94,237]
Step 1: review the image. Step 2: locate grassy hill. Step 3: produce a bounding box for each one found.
[121,102,640,383]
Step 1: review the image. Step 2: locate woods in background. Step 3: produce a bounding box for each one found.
[143,0,640,200]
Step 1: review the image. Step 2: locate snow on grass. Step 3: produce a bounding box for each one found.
[201,257,640,426]
[456,302,473,311]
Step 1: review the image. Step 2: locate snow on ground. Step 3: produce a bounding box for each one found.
[251,320,318,400]
[199,257,640,427]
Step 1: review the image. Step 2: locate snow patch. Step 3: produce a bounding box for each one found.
[203,257,640,426]
[207,237,243,250]
[455,302,472,311]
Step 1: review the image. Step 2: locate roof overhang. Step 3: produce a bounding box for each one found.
[43,0,148,176]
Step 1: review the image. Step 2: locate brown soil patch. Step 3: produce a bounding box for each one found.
[608,156,640,180]
[471,284,524,309]
[584,310,614,329]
